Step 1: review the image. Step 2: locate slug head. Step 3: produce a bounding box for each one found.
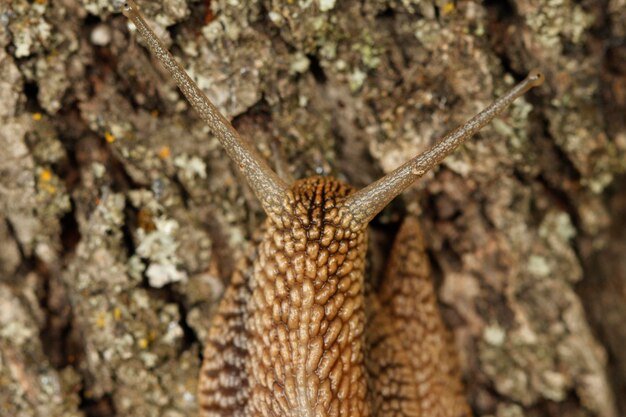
[120,1,543,230]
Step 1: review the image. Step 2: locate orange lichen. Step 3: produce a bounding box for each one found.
[105,132,116,143]
[95,312,107,329]
[442,2,455,15]
[39,169,52,182]
[38,169,57,193]
[158,145,171,159]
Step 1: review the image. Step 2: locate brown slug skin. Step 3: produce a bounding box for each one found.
[121,2,543,416]
[198,178,471,416]
[200,177,370,416]
[366,217,471,417]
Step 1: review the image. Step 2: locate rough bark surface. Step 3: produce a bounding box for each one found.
[0,1,625,417]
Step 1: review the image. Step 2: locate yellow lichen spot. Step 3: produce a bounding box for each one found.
[95,312,106,329]
[39,169,52,182]
[442,2,455,15]
[105,132,115,143]
[35,0,47,5]
[32,112,43,121]
[138,338,149,349]
[44,184,57,194]
[113,307,122,321]
[158,145,171,159]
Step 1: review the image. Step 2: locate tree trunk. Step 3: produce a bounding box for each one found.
[1,0,625,416]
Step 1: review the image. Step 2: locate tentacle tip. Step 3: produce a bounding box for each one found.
[121,0,138,17]
[527,69,544,88]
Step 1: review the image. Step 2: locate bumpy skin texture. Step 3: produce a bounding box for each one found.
[199,256,253,416]
[199,177,469,416]
[366,217,471,417]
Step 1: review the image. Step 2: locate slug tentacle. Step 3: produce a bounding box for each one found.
[122,0,289,217]
[344,70,544,225]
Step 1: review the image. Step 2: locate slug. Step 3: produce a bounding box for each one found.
[122,1,544,416]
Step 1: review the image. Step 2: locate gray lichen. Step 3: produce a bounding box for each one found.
[0,282,83,417]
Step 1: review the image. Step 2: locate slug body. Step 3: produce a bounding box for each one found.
[121,2,544,416]
[201,177,371,416]
[199,177,471,416]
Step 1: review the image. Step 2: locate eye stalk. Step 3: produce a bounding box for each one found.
[344,70,545,225]
[527,69,545,88]
[121,0,137,17]
[120,0,289,218]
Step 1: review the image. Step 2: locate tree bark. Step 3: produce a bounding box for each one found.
[1,0,625,416]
